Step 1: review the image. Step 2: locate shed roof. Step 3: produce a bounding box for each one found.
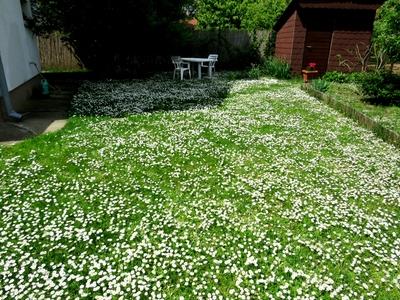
[273,0,384,31]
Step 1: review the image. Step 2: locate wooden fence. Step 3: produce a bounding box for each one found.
[38,34,82,71]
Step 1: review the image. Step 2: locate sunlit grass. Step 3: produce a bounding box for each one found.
[0,77,399,299]
[326,83,400,134]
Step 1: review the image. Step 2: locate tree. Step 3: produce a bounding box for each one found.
[373,0,400,68]
[31,0,191,75]
[194,0,245,29]
[194,0,289,30]
[241,0,290,31]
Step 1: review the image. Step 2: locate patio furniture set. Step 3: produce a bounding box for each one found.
[171,54,218,80]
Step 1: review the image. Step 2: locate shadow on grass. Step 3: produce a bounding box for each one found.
[70,73,234,117]
[362,96,400,107]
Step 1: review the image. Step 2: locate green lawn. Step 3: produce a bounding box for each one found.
[0,77,399,299]
[326,83,400,134]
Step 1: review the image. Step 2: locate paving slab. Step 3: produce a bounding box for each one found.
[0,122,35,142]
[0,113,68,145]
[0,75,78,145]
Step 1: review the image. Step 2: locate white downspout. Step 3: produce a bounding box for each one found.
[0,51,22,121]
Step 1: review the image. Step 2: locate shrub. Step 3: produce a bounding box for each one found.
[322,71,350,83]
[246,57,292,80]
[248,66,263,79]
[358,71,400,105]
[311,79,330,93]
[262,57,292,79]
[346,72,369,84]
[322,71,368,84]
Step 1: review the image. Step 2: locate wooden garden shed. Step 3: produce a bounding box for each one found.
[274,0,384,74]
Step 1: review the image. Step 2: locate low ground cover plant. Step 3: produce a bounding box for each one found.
[71,76,230,117]
[0,77,399,299]
[311,78,330,93]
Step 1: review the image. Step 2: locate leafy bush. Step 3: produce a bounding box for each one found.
[71,77,230,117]
[373,0,400,66]
[322,71,350,83]
[346,72,369,84]
[311,79,330,93]
[246,57,291,79]
[322,71,368,84]
[358,71,400,105]
[248,66,263,79]
[262,57,292,79]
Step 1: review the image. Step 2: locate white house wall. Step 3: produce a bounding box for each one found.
[0,0,40,94]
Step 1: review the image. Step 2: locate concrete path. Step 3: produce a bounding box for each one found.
[0,76,77,145]
[0,113,68,146]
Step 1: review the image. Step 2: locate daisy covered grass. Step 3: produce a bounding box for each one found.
[70,77,230,117]
[0,77,399,299]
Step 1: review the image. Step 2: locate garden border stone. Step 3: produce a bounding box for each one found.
[302,84,400,149]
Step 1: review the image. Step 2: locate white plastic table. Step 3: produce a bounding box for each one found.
[181,57,214,79]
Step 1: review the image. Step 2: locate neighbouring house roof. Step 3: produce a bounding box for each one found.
[273,0,384,31]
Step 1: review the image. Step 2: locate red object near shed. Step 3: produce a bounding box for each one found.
[274,0,384,74]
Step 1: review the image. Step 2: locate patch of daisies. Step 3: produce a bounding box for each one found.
[70,77,231,117]
[0,77,399,299]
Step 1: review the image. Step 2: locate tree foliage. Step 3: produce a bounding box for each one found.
[194,0,290,30]
[241,0,291,31]
[31,0,191,75]
[194,0,243,29]
[373,0,400,65]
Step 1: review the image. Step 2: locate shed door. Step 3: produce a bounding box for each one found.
[302,31,332,73]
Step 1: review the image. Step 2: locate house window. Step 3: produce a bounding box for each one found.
[20,0,33,20]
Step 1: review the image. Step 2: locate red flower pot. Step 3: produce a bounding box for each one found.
[302,69,318,83]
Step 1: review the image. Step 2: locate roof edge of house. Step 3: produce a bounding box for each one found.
[273,0,298,32]
[273,0,385,32]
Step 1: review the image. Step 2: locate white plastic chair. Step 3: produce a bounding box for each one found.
[201,54,218,76]
[171,56,191,80]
